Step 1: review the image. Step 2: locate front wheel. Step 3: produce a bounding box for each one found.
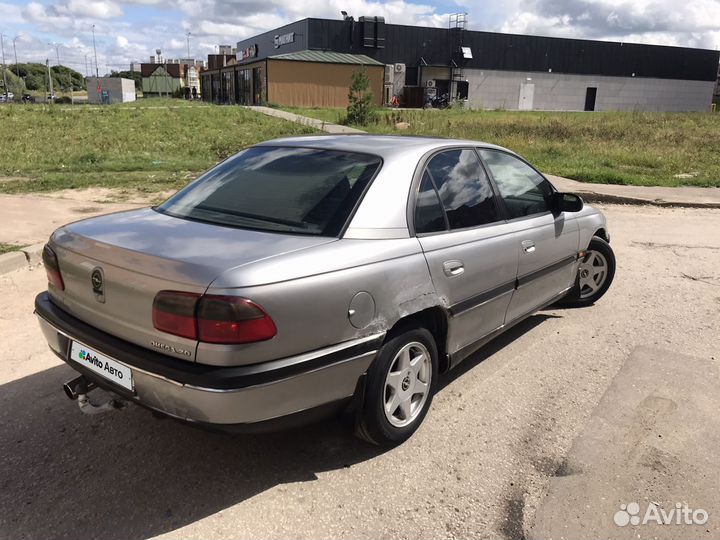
[356,327,438,446]
[561,236,616,307]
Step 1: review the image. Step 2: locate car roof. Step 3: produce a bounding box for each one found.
[255,134,512,159]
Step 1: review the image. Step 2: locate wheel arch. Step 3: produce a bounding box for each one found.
[594,228,609,243]
[384,306,450,373]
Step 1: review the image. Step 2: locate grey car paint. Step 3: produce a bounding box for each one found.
[39,135,608,426]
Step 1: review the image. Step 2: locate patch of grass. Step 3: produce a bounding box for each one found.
[0,243,24,255]
[297,108,720,187]
[0,99,316,194]
[4,101,719,191]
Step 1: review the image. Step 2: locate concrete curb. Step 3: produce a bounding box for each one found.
[545,175,720,209]
[244,106,366,134]
[0,243,45,276]
[0,252,29,275]
[571,191,720,209]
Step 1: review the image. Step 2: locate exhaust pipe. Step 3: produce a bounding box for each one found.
[63,375,96,400]
[63,375,126,415]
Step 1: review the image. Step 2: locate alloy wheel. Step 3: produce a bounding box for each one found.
[578,250,609,299]
[383,341,432,428]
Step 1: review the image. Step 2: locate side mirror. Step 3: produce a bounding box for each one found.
[552,192,584,213]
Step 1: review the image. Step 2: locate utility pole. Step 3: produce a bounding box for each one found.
[92,24,99,78]
[186,31,191,59]
[12,36,19,78]
[46,58,53,98]
[0,34,8,98]
[85,54,89,77]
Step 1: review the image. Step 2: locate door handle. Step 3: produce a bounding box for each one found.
[521,240,536,253]
[443,260,465,277]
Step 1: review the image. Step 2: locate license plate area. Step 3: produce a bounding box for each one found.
[68,341,134,392]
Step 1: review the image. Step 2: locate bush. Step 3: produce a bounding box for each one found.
[344,66,376,126]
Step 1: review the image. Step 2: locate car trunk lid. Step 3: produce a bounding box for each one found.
[49,208,335,362]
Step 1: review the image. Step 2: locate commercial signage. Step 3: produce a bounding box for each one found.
[240,44,258,60]
[273,32,295,48]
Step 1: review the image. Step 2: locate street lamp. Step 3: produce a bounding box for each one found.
[92,24,99,78]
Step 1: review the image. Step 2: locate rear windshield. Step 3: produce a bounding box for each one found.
[156,146,382,236]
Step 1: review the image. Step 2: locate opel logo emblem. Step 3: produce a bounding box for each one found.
[91,268,104,293]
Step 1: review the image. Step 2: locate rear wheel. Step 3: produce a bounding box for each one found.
[561,236,615,307]
[356,327,438,446]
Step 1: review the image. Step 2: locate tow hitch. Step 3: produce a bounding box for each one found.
[63,375,127,415]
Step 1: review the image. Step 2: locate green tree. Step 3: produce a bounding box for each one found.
[51,65,85,91]
[345,66,376,126]
[7,63,85,92]
[0,68,26,96]
[110,70,141,89]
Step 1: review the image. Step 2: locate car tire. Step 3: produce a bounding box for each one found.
[561,236,616,307]
[356,326,438,446]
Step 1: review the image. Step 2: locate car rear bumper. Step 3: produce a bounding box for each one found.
[35,292,381,428]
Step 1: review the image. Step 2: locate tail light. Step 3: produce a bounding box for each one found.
[152,291,200,340]
[42,245,64,291]
[197,295,277,344]
[152,291,277,344]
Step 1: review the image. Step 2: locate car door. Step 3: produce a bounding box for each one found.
[413,148,519,359]
[478,148,579,323]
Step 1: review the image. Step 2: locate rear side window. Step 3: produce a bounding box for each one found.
[479,149,554,219]
[424,149,500,230]
[414,172,447,234]
[157,146,381,236]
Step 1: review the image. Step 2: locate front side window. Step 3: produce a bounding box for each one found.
[479,150,554,219]
[157,146,381,236]
[424,149,500,230]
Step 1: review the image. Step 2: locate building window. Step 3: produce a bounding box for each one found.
[236,69,252,105]
[253,67,263,105]
[223,71,233,104]
[405,66,419,86]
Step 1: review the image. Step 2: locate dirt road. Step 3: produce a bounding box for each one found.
[0,204,718,540]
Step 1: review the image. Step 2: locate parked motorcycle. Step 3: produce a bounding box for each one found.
[426,93,450,109]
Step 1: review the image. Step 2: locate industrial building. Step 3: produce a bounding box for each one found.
[201,15,719,111]
[141,50,202,97]
[86,77,136,104]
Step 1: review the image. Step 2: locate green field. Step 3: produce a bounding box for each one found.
[1,100,717,195]
[0,99,314,195]
[279,106,720,187]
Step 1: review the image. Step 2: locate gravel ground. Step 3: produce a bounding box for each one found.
[0,204,718,540]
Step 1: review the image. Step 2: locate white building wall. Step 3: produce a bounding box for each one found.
[420,67,715,112]
[86,77,137,104]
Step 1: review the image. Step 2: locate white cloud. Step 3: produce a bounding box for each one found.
[65,0,123,19]
[0,2,24,24]
[497,0,720,48]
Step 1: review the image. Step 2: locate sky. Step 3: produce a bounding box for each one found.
[0,0,719,75]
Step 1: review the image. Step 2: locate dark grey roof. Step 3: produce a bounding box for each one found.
[268,50,384,66]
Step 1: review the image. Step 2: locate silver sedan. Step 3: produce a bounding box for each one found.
[36,135,615,445]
